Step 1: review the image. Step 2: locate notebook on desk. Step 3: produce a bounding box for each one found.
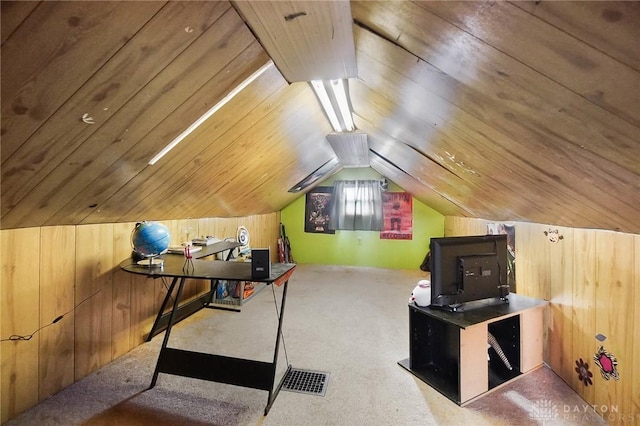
[192,236,221,246]
[167,245,203,254]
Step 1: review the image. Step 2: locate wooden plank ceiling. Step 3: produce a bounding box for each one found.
[1,1,638,234]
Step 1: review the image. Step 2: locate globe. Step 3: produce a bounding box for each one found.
[131,221,171,257]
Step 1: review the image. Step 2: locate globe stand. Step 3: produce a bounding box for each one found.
[138,254,164,268]
[148,255,159,268]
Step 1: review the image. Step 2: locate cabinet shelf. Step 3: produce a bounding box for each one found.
[488,315,521,389]
[398,294,546,405]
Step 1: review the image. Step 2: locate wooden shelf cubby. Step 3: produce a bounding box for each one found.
[398,294,546,405]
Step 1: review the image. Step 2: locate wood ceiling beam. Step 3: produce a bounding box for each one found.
[232,0,357,82]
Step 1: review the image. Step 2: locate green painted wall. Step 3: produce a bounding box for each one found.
[280,168,444,269]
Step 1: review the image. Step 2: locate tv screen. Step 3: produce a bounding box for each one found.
[429,234,509,311]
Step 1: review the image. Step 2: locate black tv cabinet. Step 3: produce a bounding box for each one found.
[398,294,546,405]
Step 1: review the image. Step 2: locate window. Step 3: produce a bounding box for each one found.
[329,180,384,231]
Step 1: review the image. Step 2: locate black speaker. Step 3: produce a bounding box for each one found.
[251,248,271,279]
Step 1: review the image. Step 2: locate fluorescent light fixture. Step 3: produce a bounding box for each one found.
[326,132,369,167]
[288,157,341,193]
[311,80,342,132]
[149,60,274,165]
[330,79,354,131]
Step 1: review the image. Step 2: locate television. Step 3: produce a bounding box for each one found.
[429,234,510,311]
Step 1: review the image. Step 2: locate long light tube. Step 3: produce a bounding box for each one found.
[288,156,341,192]
[311,80,342,132]
[330,79,354,131]
[148,60,274,165]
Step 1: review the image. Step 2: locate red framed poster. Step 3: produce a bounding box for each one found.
[380,192,412,240]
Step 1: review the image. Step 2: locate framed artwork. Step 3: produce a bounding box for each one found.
[380,192,412,240]
[305,186,334,234]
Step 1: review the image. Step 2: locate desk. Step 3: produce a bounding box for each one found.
[128,241,241,340]
[121,255,296,415]
[398,294,546,405]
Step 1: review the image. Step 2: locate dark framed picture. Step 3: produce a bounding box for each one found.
[305,186,334,234]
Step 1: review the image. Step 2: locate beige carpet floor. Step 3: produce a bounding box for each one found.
[5,264,606,426]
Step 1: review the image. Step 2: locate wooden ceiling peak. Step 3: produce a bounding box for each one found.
[232,0,357,82]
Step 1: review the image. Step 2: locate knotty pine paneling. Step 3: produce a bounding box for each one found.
[352,32,559,218]
[512,223,550,365]
[112,222,135,359]
[122,67,312,222]
[82,45,273,224]
[443,216,487,237]
[446,216,639,424]
[1,213,281,423]
[41,4,247,227]
[239,213,281,256]
[514,1,640,71]
[177,106,331,220]
[547,226,575,386]
[74,224,114,380]
[0,1,39,44]
[1,1,165,187]
[38,226,75,400]
[514,224,546,299]
[571,229,597,404]
[421,1,640,127]
[594,231,635,418]
[11,3,237,229]
[129,271,163,348]
[351,1,639,234]
[1,227,40,423]
[399,1,639,176]
[633,234,640,420]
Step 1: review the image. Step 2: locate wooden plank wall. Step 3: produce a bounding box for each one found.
[445,216,639,424]
[0,213,280,423]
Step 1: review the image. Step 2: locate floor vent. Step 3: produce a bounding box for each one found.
[282,368,329,396]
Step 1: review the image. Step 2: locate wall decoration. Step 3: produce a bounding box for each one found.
[380,192,412,240]
[487,223,516,292]
[304,186,334,234]
[575,358,593,386]
[544,228,564,243]
[594,346,620,381]
[595,333,607,342]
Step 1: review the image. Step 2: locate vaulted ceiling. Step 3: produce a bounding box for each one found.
[1,1,638,233]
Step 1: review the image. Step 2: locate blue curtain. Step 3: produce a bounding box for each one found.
[329,180,383,231]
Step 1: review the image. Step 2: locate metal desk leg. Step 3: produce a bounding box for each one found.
[205,279,216,305]
[150,277,187,388]
[264,279,291,415]
[146,277,180,342]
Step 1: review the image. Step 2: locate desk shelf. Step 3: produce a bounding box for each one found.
[208,280,268,309]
